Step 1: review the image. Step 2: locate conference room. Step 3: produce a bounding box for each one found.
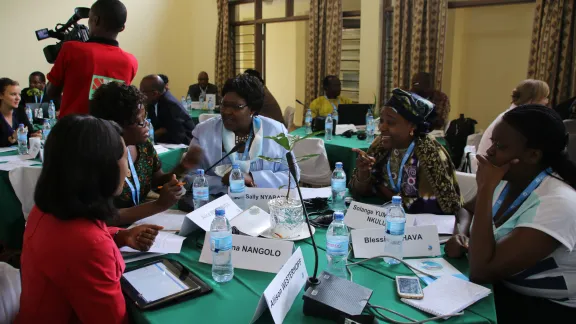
[2,0,576,323]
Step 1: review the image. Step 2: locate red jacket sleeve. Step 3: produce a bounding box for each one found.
[47,43,71,87]
[63,237,128,324]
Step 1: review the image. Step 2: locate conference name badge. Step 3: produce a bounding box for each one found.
[344,201,415,229]
[199,233,294,273]
[251,248,308,324]
[351,225,441,259]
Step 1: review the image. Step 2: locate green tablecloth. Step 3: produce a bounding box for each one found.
[188,110,216,124]
[0,147,185,249]
[129,228,496,324]
[290,128,371,177]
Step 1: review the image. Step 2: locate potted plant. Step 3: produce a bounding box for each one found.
[259,131,322,239]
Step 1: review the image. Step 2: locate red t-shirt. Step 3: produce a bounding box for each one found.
[47,40,138,118]
[16,206,128,324]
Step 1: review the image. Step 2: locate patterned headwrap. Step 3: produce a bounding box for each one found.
[385,88,437,134]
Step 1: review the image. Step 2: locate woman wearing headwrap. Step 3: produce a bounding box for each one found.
[350,88,462,215]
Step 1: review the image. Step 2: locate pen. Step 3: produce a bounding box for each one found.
[157,182,186,189]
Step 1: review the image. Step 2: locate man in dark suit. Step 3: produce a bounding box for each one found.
[140,75,195,144]
[187,71,219,101]
[19,72,58,109]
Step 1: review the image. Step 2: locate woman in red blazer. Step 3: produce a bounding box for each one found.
[16,115,163,324]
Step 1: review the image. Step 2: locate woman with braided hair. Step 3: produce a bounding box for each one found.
[447,105,576,322]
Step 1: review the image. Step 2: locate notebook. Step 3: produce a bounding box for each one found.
[401,275,491,317]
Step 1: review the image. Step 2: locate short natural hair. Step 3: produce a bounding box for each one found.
[91,0,127,32]
[158,74,169,85]
[511,79,549,105]
[90,82,146,126]
[323,75,338,89]
[222,74,265,114]
[34,115,125,221]
[29,71,46,83]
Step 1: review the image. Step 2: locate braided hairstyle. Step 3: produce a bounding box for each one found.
[222,74,265,115]
[503,104,576,189]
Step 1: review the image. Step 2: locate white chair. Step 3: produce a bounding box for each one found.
[0,262,21,324]
[198,113,219,123]
[466,133,483,152]
[456,171,477,203]
[292,138,331,186]
[284,106,295,130]
[9,166,42,221]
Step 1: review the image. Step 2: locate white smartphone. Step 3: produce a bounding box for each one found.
[396,276,424,299]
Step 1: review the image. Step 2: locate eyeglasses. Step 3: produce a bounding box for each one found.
[220,100,248,111]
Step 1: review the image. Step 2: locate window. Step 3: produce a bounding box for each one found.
[340,13,361,103]
[233,25,256,75]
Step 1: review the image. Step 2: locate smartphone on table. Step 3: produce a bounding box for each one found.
[396,276,424,299]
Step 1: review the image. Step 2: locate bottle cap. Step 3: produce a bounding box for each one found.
[196,169,205,175]
[327,114,332,117]
[19,123,24,127]
[335,162,343,168]
[333,212,344,220]
[232,164,239,169]
[215,207,225,216]
[50,100,54,103]
[392,196,402,204]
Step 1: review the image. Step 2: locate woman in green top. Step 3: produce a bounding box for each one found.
[350,88,462,215]
[90,82,202,225]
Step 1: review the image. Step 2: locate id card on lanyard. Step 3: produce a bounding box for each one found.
[386,141,416,193]
[125,149,141,206]
[324,95,339,115]
[238,132,253,162]
[35,93,44,104]
[492,168,550,219]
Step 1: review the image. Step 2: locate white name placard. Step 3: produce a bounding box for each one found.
[251,247,308,324]
[199,233,294,273]
[351,225,440,259]
[239,188,294,212]
[344,201,415,229]
[179,195,242,236]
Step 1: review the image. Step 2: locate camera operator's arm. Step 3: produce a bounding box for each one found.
[46,83,63,110]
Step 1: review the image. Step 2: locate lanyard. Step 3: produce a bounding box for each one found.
[492,168,550,220]
[238,132,253,162]
[386,141,416,193]
[154,103,158,118]
[35,93,44,104]
[324,96,340,114]
[125,148,141,206]
[200,86,207,98]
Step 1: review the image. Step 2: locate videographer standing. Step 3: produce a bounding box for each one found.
[46,0,138,118]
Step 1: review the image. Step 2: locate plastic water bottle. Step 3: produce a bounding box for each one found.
[17,124,28,155]
[25,105,33,123]
[34,105,43,119]
[332,107,339,126]
[186,94,192,111]
[325,114,333,141]
[326,212,349,279]
[305,109,313,135]
[331,162,346,211]
[146,118,155,144]
[366,107,373,126]
[211,207,234,283]
[207,96,214,112]
[193,169,209,209]
[48,100,56,121]
[366,115,375,143]
[384,196,406,265]
[42,120,51,141]
[229,164,246,210]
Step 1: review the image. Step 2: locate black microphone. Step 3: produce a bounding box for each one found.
[296,99,304,106]
[205,141,245,174]
[286,151,319,286]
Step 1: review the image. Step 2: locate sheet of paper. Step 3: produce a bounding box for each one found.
[412,214,455,234]
[153,145,170,155]
[335,124,357,135]
[230,206,271,237]
[122,252,166,263]
[0,147,17,153]
[120,232,185,253]
[157,143,188,150]
[0,154,35,163]
[300,187,332,200]
[131,210,187,232]
[404,257,467,284]
[0,160,40,171]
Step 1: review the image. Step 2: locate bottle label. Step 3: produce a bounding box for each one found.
[327,239,349,254]
[386,220,405,236]
[211,235,232,253]
[193,187,209,199]
[230,179,245,193]
[305,117,312,124]
[17,134,27,142]
[331,178,346,191]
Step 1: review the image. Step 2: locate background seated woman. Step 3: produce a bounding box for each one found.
[0,78,41,147]
[90,82,201,225]
[17,115,162,323]
[187,73,298,195]
[350,88,462,215]
[446,105,576,322]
